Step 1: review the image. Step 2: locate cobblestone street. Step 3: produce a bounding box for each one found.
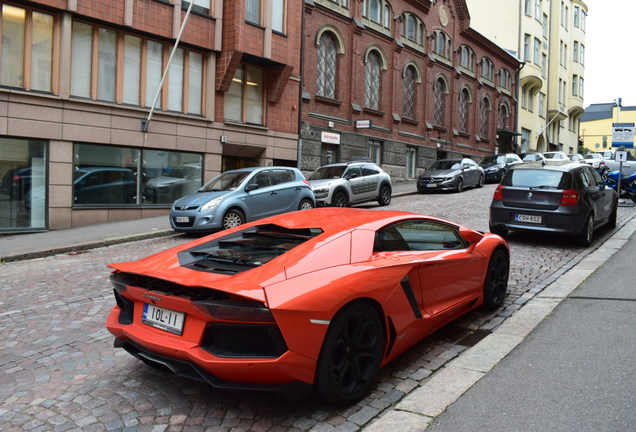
[2,183,634,432]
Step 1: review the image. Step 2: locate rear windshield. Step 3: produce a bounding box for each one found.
[503,169,571,189]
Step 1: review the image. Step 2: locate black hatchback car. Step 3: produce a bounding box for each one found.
[489,162,618,247]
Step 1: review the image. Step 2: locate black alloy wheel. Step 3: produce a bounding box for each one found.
[477,174,485,188]
[456,177,464,193]
[314,302,384,405]
[377,185,392,206]
[332,191,349,207]
[577,213,594,247]
[483,248,509,310]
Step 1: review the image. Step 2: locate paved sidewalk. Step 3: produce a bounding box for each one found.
[363,218,636,431]
[0,181,418,262]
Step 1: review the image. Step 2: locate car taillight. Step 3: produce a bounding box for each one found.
[560,189,579,206]
[493,184,504,201]
[193,297,275,323]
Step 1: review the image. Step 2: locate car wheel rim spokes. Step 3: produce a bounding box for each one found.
[335,194,346,207]
[301,201,312,210]
[490,255,509,303]
[224,214,241,229]
[331,314,379,394]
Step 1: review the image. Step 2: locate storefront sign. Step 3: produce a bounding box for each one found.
[321,131,341,145]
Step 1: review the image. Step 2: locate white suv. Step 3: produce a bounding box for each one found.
[308,161,392,207]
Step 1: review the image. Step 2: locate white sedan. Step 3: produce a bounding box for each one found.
[583,153,605,169]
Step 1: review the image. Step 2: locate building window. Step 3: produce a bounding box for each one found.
[524,0,532,16]
[542,13,548,38]
[369,0,381,23]
[500,69,511,91]
[574,6,580,27]
[539,92,545,117]
[528,91,534,113]
[481,58,494,82]
[225,64,264,125]
[573,41,579,63]
[579,77,584,98]
[406,146,417,178]
[580,44,585,65]
[460,45,475,71]
[368,140,382,164]
[541,53,547,78]
[498,103,510,130]
[432,31,452,60]
[365,51,381,110]
[406,14,416,41]
[434,78,446,127]
[0,137,48,232]
[1,5,54,92]
[572,75,578,96]
[581,10,586,31]
[317,32,337,99]
[272,0,285,33]
[246,0,261,24]
[479,97,491,139]
[73,144,202,206]
[521,128,531,152]
[402,65,417,119]
[524,34,531,62]
[458,88,470,133]
[70,21,203,114]
[534,38,541,65]
[535,0,541,19]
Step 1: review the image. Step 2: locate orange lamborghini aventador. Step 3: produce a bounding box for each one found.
[106,208,509,405]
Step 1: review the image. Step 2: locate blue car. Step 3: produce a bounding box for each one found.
[169,166,315,233]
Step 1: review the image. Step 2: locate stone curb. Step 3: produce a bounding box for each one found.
[364,217,636,431]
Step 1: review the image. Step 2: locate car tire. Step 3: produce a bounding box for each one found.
[607,200,618,228]
[377,185,392,206]
[298,198,314,211]
[482,248,509,310]
[489,223,508,237]
[577,213,594,247]
[456,177,464,193]
[314,302,384,405]
[221,209,245,230]
[332,190,349,207]
[477,174,485,188]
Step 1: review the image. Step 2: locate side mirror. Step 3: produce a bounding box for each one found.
[245,183,259,192]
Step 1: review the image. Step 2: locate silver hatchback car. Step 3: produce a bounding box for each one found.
[170,167,315,233]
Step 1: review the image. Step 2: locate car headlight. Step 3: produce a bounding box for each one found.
[200,197,222,212]
[312,186,329,194]
[445,175,456,182]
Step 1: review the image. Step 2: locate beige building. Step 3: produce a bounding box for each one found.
[465,0,587,155]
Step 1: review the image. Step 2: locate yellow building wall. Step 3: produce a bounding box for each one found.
[580,107,636,157]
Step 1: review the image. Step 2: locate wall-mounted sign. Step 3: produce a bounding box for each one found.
[355,120,372,129]
[321,131,341,145]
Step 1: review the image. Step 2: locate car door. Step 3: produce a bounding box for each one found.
[344,165,367,203]
[269,168,301,214]
[375,220,484,317]
[242,170,280,220]
[582,166,614,222]
[462,159,479,186]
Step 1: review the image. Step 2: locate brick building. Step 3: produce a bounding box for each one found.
[0,0,301,232]
[300,0,520,179]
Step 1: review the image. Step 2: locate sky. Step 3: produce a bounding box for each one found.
[583,0,636,107]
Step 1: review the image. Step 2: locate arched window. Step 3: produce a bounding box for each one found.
[370,0,381,23]
[498,102,510,129]
[500,69,512,91]
[317,32,337,99]
[460,45,475,72]
[432,31,452,59]
[403,65,417,119]
[480,97,491,138]
[383,4,391,28]
[406,15,416,40]
[365,51,381,110]
[434,78,446,127]
[458,88,470,133]
[481,58,495,81]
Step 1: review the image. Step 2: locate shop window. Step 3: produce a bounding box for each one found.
[0,138,47,233]
[73,144,203,206]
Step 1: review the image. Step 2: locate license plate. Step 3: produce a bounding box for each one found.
[142,303,185,335]
[426,183,437,188]
[515,214,542,224]
[175,216,189,223]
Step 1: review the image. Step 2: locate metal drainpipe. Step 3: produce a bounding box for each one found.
[296,3,306,171]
